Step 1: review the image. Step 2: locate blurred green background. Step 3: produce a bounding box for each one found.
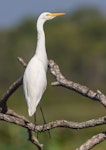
[0,7,106,150]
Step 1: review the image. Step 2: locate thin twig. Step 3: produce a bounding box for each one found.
[17,57,27,68]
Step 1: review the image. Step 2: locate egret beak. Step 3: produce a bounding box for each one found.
[47,13,65,17]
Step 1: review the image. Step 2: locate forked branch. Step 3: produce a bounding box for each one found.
[48,59,106,107]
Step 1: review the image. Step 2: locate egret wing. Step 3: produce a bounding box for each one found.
[23,57,47,116]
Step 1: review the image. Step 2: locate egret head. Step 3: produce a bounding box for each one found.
[37,12,65,34]
[38,12,65,22]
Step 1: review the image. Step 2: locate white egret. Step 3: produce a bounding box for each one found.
[23,12,65,116]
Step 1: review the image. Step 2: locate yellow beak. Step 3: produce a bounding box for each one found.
[47,13,65,17]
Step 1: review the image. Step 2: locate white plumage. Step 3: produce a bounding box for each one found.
[23,12,65,116]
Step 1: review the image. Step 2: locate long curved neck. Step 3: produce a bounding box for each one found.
[35,19,48,65]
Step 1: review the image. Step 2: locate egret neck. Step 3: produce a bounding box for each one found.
[35,18,48,70]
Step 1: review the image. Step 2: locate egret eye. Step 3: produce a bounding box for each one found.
[46,13,51,16]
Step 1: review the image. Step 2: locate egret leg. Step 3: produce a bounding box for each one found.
[34,112,39,138]
[39,105,51,138]
[39,105,46,124]
[34,113,37,125]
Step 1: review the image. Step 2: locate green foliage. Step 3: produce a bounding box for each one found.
[0,7,106,150]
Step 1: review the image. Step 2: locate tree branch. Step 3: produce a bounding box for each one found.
[1,110,106,150]
[0,77,23,103]
[0,112,106,131]
[0,57,26,113]
[48,59,106,107]
[28,129,43,150]
[76,132,106,150]
[0,77,23,113]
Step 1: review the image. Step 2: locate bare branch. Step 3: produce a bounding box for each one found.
[17,57,106,108]
[0,77,23,103]
[0,112,106,132]
[0,77,23,113]
[0,108,106,150]
[28,129,43,150]
[0,57,26,113]
[76,132,106,150]
[7,109,29,123]
[48,59,106,107]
